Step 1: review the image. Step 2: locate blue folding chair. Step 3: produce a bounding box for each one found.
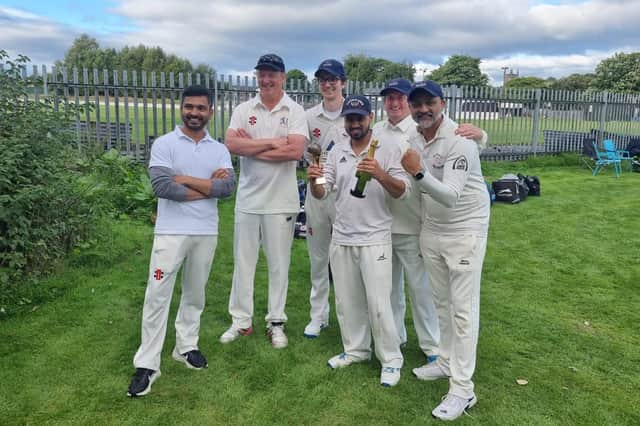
[603,139,633,171]
[592,141,621,177]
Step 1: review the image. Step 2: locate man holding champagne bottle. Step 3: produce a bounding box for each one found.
[307,95,410,387]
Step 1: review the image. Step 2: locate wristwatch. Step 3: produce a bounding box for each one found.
[413,170,425,181]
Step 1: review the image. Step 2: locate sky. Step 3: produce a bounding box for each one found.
[1,0,639,85]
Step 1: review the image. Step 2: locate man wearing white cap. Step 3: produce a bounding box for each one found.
[308,95,409,387]
[303,59,350,338]
[401,80,490,421]
[221,54,308,349]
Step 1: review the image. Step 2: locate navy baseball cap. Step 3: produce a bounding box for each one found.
[255,54,285,72]
[314,59,346,80]
[341,95,372,116]
[380,78,412,96]
[408,80,444,100]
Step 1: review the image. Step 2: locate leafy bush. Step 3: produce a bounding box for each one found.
[0,51,99,307]
[75,149,155,220]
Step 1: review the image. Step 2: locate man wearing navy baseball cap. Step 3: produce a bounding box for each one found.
[373,78,441,365]
[221,54,308,350]
[302,59,349,339]
[308,94,410,387]
[376,79,486,363]
[401,80,490,420]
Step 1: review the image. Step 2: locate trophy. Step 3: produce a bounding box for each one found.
[350,139,379,198]
[307,142,326,184]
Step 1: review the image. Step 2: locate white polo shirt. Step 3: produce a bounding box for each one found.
[409,116,490,235]
[229,93,308,214]
[305,103,349,164]
[322,138,411,246]
[150,126,233,236]
[372,115,421,236]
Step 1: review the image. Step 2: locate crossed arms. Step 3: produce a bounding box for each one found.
[150,166,236,201]
[225,128,305,162]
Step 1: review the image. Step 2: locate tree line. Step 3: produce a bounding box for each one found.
[57,35,640,93]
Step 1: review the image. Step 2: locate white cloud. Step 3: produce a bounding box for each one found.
[2,1,640,82]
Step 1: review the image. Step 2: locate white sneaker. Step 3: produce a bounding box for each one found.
[219,325,253,344]
[432,393,477,421]
[303,321,328,338]
[380,367,401,387]
[267,324,288,349]
[412,362,449,381]
[327,352,369,369]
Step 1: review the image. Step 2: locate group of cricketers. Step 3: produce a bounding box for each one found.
[126,53,490,422]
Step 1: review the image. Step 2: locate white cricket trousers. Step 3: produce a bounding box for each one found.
[133,234,218,371]
[305,190,336,325]
[228,211,295,328]
[420,231,487,399]
[391,233,440,356]
[330,242,403,368]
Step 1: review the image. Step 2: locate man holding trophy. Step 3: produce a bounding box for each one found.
[302,59,349,338]
[307,95,410,387]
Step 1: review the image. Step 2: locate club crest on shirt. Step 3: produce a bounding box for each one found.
[432,153,445,169]
[249,116,257,126]
[452,155,468,171]
[280,117,289,126]
[312,128,321,138]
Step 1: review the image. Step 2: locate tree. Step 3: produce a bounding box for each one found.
[58,36,215,76]
[549,73,595,91]
[286,69,309,86]
[343,54,414,82]
[592,52,640,93]
[59,34,101,69]
[426,55,488,87]
[505,76,549,89]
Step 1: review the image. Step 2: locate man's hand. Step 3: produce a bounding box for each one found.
[455,123,483,142]
[307,163,324,181]
[357,158,385,180]
[235,128,252,139]
[401,149,422,176]
[211,168,229,180]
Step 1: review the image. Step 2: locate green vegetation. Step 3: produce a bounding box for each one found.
[427,55,489,88]
[1,156,639,425]
[0,51,154,312]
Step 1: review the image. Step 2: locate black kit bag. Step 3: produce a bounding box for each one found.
[492,175,522,204]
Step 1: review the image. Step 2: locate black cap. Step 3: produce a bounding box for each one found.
[255,54,285,72]
[341,95,372,116]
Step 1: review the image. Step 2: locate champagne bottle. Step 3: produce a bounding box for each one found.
[350,139,379,198]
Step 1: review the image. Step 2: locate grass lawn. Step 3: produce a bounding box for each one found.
[1,156,639,425]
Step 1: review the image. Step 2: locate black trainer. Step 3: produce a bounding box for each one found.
[127,368,160,397]
[172,348,208,369]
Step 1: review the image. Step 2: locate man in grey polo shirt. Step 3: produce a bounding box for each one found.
[127,85,235,397]
[303,59,349,338]
[401,80,490,421]
[308,95,409,387]
[221,54,307,349]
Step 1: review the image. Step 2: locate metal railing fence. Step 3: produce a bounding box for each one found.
[4,63,640,161]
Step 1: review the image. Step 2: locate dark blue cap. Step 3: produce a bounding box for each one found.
[255,53,285,72]
[409,80,444,100]
[341,95,371,116]
[314,59,346,80]
[380,78,412,96]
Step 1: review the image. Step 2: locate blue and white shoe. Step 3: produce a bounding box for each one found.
[303,321,328,338]
[380,367,401,387]
[327,352,368,369]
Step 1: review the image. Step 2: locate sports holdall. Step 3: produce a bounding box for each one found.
[492,174,528,204]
